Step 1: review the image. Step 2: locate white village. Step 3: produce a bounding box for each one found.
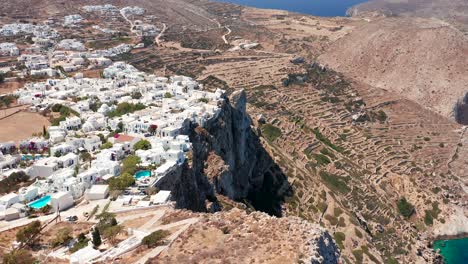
[0,4,226,263]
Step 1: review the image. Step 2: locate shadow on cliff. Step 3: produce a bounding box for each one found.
[157,90,292,217]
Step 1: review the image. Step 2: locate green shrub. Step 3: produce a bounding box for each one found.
[133,140,152,151]
[319,171,350,194]
[261,124,282,142]
[109,173,135,191]
[313,154,331,166]
[397,197,415,218]
[334,232,346,250]
[142,230,170,248]
[107,102,146,118]
[100,142,113,149]
[313,128,343,152]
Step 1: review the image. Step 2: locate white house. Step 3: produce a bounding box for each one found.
[50,191,74,212]
[85,185,109,200]
[59,116,81,131]
[151,190,171,204]
[28,157,59,178]
[0,193,20,209]
[83,136,102,152]
[18,186,39,202]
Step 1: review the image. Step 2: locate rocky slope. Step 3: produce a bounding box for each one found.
[348,0,468,32]
[153,208,340,264]
[318,16,468,122]
[157,90,292,216]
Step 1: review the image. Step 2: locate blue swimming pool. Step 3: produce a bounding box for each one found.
[134,170,151,179]
[28,195,51,209]
[21,154,43,161]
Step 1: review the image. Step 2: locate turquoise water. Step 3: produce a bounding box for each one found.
[216,0,368,17]
[134,170,151,179]
[21,154,43,161]
[28,195,51,209]
[433,237,468,264]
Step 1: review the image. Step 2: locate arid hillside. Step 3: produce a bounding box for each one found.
[318,16,468,120]
[348,0,468,32]
[153,208,340,264]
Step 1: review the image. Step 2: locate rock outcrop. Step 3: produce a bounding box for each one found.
[154,208,341,264]
[157,90,292,216]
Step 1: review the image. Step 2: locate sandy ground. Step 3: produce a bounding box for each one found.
[0,110,50,143]
[0,81,23,95]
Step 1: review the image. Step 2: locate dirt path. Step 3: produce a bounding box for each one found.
[222,26,231,45]
[155,23,167,46]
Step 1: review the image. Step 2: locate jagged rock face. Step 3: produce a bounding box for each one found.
[157,90,291,215]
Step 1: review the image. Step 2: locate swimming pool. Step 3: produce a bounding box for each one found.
[134,170,151,179]
[21,154,43,161]
[28,195,51,209]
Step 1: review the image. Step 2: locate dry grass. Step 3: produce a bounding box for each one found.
[0,110,50,142]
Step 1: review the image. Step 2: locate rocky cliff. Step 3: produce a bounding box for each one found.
[156,90,292,216]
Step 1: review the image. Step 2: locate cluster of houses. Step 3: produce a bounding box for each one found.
[0,23,59,39]
[0,43,20,56]
[0,61,225,222]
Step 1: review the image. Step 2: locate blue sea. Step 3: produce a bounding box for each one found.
[433,237,468,264]
[216,0,368,17]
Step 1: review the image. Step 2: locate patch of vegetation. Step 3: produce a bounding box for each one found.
[325,214,338,225]
[312,154,331,166]
[52,227,72,247]
[334,232,346,250]
[107,102,146,118]
[355,227,363,238]
[109,172,135,191]
[424,202,441,226]
[3,249,36,264]
[121,155,140,175]
[261,123,282,142]
[397,197,415,219]
[142,230,170,248]
[319,171,350,194]
[0,171,30,194]
[370,110,388,122]
[133,139,152,151]
[70,233,89,253]
[16,220,41,248]
[100,142,113,149]
[352,249,364,263]
[312,128,343,152]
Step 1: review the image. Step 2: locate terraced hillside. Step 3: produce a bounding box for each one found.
[200,59,467,262]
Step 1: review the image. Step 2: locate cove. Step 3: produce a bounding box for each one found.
[433,237,468,264]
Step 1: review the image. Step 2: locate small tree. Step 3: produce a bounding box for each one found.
[163,92,172,98]
[102,225,123,245]
[0,72,5,83]
[133,139,151,151]
[3,249,36,264]
[397,197,415,219]
[16,220,41,247]
[52,227,72,247]
[80,152,92,166]
[92,228,102,247]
